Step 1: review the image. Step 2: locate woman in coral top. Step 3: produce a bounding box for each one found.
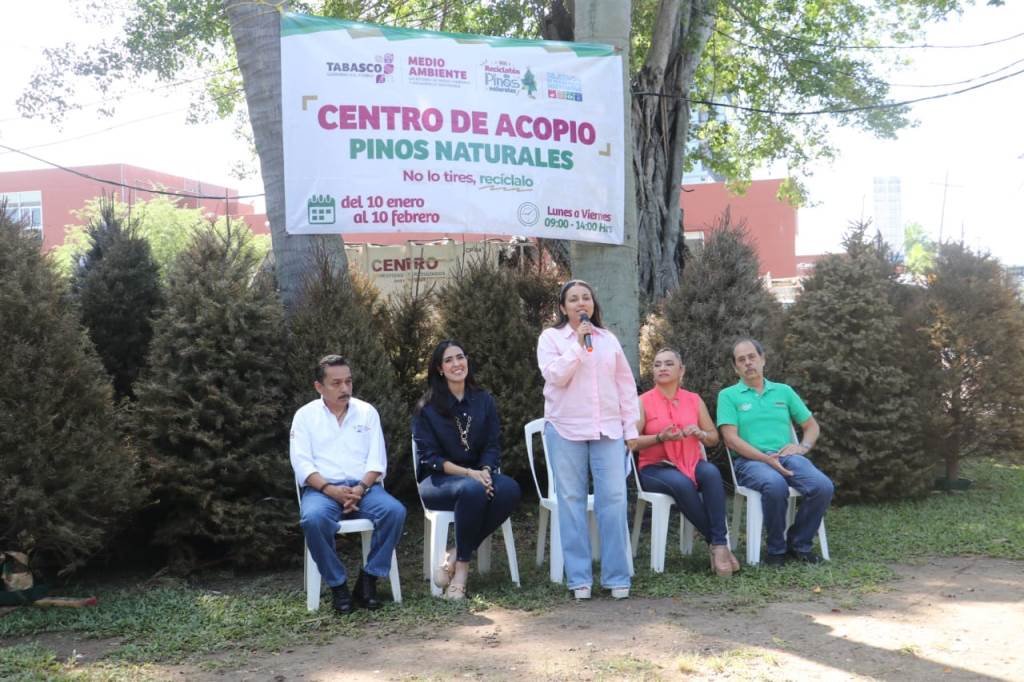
[635,348,739,577]
[537,280,639,600]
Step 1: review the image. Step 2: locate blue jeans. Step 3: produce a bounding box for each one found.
[545,423,631,590]
[639,460,729,546]
[299,481,407,587]
[732,454,834,556]
[419,472,521,562]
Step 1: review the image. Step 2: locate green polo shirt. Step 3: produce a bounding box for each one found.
[716,379,812,452]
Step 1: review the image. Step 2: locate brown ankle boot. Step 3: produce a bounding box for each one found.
[711,545,735,577]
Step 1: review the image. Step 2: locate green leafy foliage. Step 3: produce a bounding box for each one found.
[132,222,293,571]
[285,242,415,493]
[433,254,554,480]
[0,208,141,575]
[645,214,785,417]
[784,226,931,502]
[903,222,937,278]
[924,242,1024,477]
[71,196,163,399]
[54,196,270,282]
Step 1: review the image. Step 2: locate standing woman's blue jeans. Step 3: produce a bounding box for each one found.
[544,422,631,591]
[639,460,730,546]
[418,472,521,562]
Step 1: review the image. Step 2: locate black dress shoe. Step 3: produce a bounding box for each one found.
[331,583,354,614]
[787,548,824,564]
[763,552,787,567]
[352,569,382,610]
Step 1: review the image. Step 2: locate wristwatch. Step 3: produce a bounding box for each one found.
[355,481,369,493]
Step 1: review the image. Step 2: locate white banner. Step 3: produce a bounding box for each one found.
[280,13,625,244]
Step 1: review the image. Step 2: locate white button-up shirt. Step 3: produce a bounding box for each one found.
[289,396,388,488]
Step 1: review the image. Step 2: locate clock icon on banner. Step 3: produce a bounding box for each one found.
[517,202,540,227]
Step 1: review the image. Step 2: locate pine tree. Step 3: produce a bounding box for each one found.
[72,196,163,399]
[285,242,415,494]
[434,254,551,480]
[133,222,292,570]
[380,279,438,414]
[0,208,141,574]
[925,242,1024,481]
[784,227,931,502]
[647,213,785,419]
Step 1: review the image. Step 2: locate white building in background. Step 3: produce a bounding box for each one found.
[873,176,904,256]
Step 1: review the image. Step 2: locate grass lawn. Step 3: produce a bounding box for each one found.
[2,459,1022,680]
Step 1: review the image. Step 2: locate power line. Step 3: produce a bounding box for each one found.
[633,64,1024,116]
[0,142,265,201]
[720,0,1024,51]
[888,56,1024,88]
[712,24,1024,91]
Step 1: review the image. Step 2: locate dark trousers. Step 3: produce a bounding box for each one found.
[639,460,729,546]
[418,472,521,562]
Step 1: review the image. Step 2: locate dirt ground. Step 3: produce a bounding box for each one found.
[62,557,1024,680]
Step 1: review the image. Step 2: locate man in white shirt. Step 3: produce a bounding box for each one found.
[290,354,406,614]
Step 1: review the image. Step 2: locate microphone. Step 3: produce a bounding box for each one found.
[579,313,593,353]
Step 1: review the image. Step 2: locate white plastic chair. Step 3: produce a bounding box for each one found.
[524,418,634,584]
[630,445,728,572]
[412,439,520,597]
[725,435,830,565]
[295,482,402,612]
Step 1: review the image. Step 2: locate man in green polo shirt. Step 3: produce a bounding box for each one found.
[717,338,834,566]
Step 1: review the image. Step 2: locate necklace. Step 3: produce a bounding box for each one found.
[454,413,472,450]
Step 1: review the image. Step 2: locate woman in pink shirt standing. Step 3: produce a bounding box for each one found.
[537,280,640,600]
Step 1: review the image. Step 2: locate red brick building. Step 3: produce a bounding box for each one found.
[3,165,805,283]
[681,178,800,278]
[0,164,262,251]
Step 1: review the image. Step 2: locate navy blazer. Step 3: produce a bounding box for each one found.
[412,388,501,482]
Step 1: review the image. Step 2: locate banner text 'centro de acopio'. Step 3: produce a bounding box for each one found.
[280,13,625,244]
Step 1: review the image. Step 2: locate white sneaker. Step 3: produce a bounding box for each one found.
[611,588,630,599]
[572,586,592,600]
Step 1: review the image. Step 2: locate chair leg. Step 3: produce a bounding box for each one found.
[360,530,372,565]
[388,550,402,603]
[478,534,493,574]
[422,517,432,580]
[786,496,797,531]
[680,514,695,556]
[536,506,549,568]
[650,502,669,573]
[430,519,450,597]
[502,519,521,587]
[305,544,321,612]
[730,493,743,551]
[745,494,763,566]
[550,509,564,584]
[818,520,830,561]
[630,498,647,559]
[624,515,635,577]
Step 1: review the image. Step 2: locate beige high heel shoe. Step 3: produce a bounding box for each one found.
[433,548,456,589]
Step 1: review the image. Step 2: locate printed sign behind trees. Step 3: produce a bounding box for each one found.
[281,13,625,244]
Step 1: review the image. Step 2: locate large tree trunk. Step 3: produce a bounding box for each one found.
[572,1,641,373]
[632,0,716,301]
[224,0,347,311]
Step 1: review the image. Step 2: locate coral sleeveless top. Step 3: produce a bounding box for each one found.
[638,388,703,483]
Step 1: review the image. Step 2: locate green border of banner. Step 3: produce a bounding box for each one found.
[280,12,617,58]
